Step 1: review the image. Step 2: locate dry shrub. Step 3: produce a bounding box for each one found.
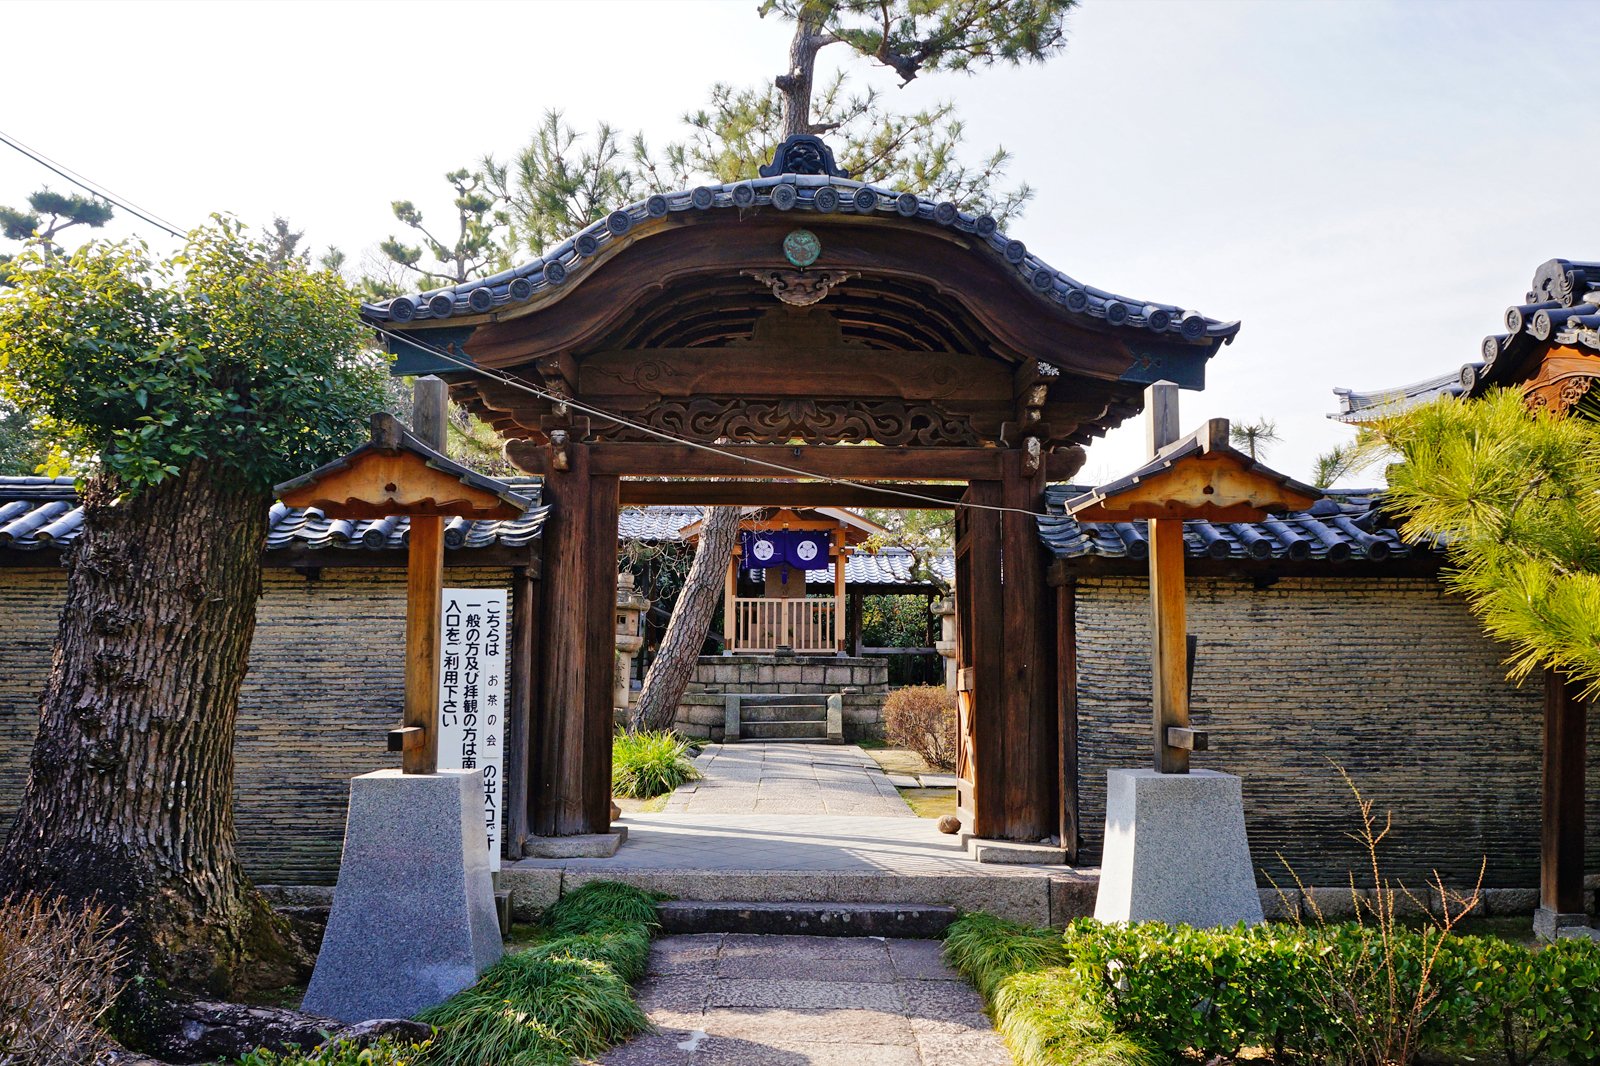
[883,684,958,770]
[0,893,128,1066]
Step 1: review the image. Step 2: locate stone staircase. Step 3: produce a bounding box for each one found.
[724,693,842,742]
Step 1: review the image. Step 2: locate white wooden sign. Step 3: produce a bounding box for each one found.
[437,587,508,870]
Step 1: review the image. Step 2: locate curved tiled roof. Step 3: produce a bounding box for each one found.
[1038,485,1429,564]
[1334,258,1600,422]
[0,477,548,555]
[360,139,1239,347]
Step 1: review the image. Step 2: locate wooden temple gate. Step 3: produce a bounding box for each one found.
[364,136,1236,847]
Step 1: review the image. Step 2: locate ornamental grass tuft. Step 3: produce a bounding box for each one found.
[416,881,658,1066]
[942,911,1069,1000]
[611,730,699,799]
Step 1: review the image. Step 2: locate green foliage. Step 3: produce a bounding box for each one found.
[381,169,508,286]
[1376,389,1600,697]
[0,218,385,494]
[0,188,114,262]
[942,912,1069,999]
[486,112,644,259]
[611,729,701,799]
[231,1037,432,1065]
[0,400,51,475]
[1229,416,1280,461]
[861,594,934,647]
[944,909,1600,1066]
[417,882,658,1066]
[761,1,1077,83]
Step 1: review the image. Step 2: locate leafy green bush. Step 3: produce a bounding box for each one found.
[611,730,699,798]
[946,912,1600,1066]
[233,1037,431,1065]
[416,881,658,1066]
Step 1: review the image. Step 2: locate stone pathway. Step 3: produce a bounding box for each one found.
[664,742,914,817]
[601,933,1011,1066]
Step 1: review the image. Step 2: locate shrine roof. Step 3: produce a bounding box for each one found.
[1038,484,1435,565]
[0,476,549,557]
[359,137,1240,348]
[1333,258,1600,423]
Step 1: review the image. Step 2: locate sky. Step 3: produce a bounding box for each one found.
[2,0,1590,488]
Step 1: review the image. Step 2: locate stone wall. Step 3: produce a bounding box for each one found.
[1074,575,1599,888]
[676,654,888,742]
[0,565,516,886]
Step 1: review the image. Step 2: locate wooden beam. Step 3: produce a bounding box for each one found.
[1000,449,1056,841]
[1543,669,1587,916]
[404,514,444,774]
[510,440,1084,482]
[618,480,965,508]
[1148,518,1189,774]
[1166,726,1209,752]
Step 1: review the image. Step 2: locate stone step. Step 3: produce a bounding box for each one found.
[739,720,829,740]
[737,693,831,707]
[740,703,829,723]
[657,900,957,938]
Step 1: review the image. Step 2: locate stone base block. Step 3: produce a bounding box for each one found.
[826,693,843,741]
[302,770,501,1023]
[1094,769,1264,928]
[520,828,627,858]
[968,838,1069,865]
[1534,906,1592,941]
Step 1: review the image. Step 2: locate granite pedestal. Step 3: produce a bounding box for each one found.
[302,769,502,1022]
[1094,768,1264,927]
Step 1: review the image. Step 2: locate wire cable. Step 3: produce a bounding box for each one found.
[0,128,188,240]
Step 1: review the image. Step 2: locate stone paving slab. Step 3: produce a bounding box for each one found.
[664,742,914,817]
[602,933,1010,1066]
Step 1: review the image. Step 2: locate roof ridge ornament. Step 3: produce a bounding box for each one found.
[759,135,849,179]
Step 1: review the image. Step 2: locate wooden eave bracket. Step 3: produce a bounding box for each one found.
[1065,417,1321,523]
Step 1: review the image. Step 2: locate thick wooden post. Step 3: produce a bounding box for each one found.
[1542,670,1587,916]
[504,565,538,857]
[957,481,1005,836]
[532,443,618,835]
[724,554,738,652]
[1000,449,1056,840]
[1057,579,1079,860]
[849,588,863,656]
[1149,519,1189,774]
[403,515,444,774]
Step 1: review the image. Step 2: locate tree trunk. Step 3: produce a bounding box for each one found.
[634,506,741,733]
[777,16,831,138]
[0,463,305,997]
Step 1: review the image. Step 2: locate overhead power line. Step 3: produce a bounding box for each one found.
[0,127,187,239]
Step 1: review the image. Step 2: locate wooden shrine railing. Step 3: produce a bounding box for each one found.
[728,596,839,653]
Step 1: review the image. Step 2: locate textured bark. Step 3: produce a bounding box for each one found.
[0,463,304,996]
[635,506,741,732]
[777,16,833,138]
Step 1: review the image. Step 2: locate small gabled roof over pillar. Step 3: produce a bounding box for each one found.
[275,413,533,520]
[1064,417,1321,523]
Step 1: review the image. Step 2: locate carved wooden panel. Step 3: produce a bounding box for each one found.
[597,398,983,446]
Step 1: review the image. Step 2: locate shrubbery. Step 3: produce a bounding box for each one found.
[0,893,127,1066]
[234,1036,431,1065]
[611,729,700,798]
[943,913,1600,1066]
[415,881,658,1065]
[882,684,957,770]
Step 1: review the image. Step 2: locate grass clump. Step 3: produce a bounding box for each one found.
[943,912,1069,1000]
[992,967,1154,1066]
[417,881,659,1066]
[611,730,699,798]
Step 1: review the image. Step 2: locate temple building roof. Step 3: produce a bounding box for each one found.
[1334,258,1600,422]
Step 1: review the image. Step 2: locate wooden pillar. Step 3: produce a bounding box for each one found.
[1057,579,1079,861]
[532,443,617,835]
[1543,669,1587,916]
[849,588,863,656]
[504,564,538,858]
[957,480,1005,836]
[1149,518,1190,774]
[833,529,847,654]
[999,449,1055,841]
[403,515,444,774]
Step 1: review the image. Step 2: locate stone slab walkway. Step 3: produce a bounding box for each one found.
[664,742,913,817]
[601,933,1011,1066]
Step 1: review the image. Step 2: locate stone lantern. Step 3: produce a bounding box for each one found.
[614,572,650,712]
[932,595,958,692]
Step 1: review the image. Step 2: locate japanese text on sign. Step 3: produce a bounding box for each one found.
[437,587,507,870]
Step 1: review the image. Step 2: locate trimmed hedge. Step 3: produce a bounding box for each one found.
[944,914,1600,1066]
